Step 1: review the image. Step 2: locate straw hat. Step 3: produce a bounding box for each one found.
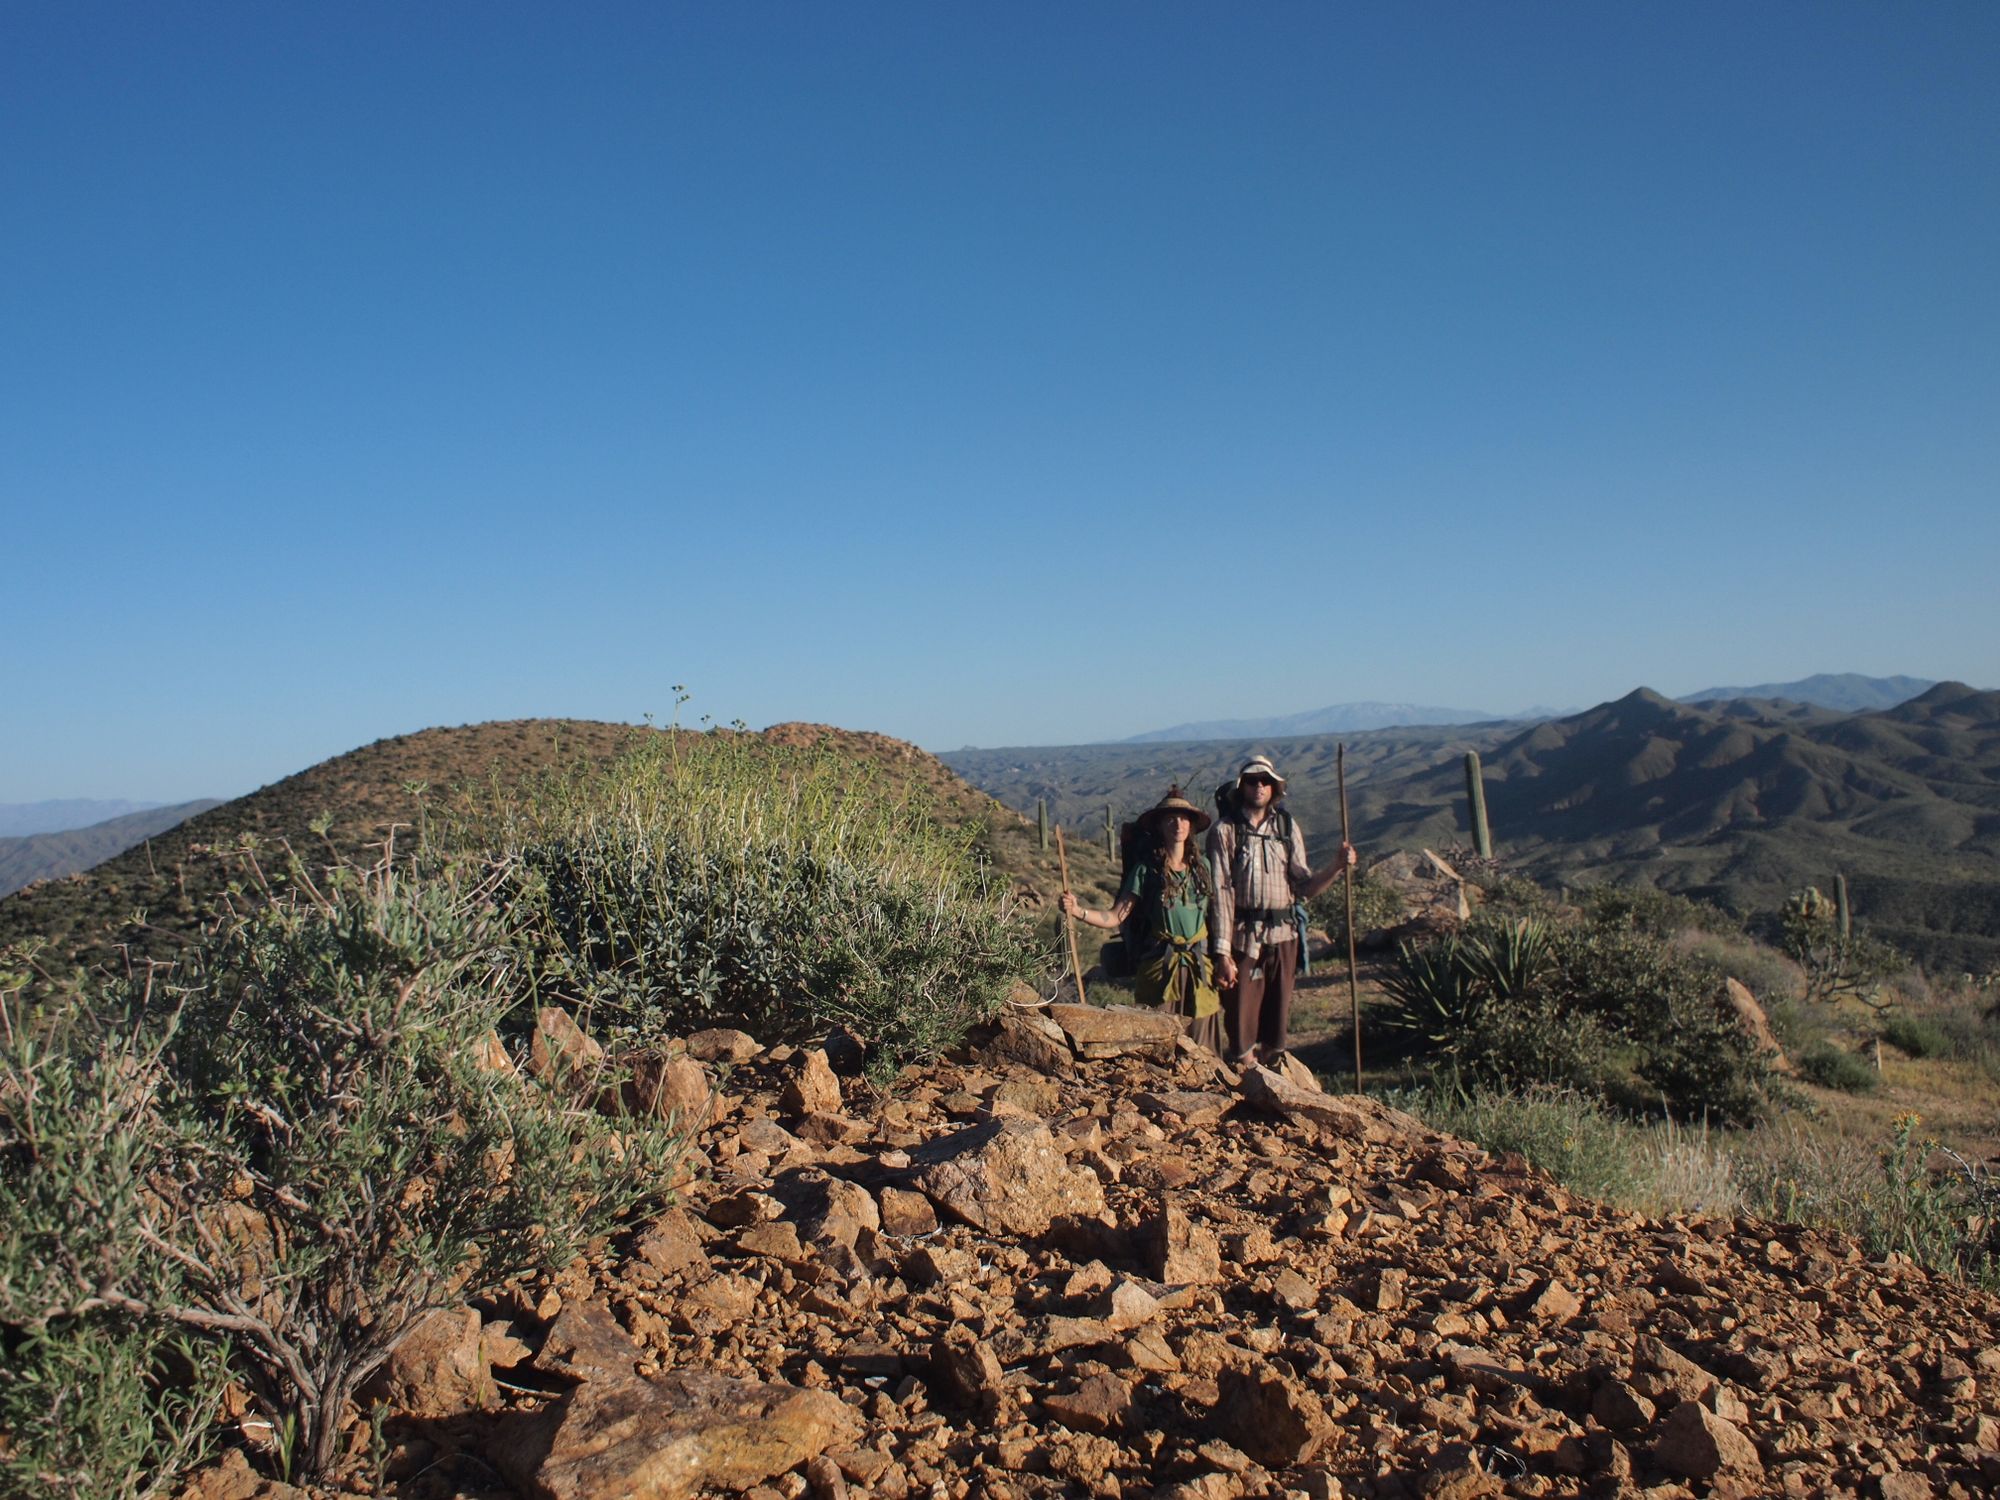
[1139,784,1212,835]
[1236,755,1287,794]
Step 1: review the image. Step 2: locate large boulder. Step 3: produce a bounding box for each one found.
[496,1369,860,1500]
[1047,1003,1181,1060]
[911,1118,1106,1235]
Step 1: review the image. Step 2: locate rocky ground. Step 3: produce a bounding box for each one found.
[189,1000,2000,1500]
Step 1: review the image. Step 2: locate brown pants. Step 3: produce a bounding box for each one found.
[1223,940,1297,1061]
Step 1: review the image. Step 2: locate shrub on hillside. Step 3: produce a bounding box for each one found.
[0,967,230,1500]
[464,733,1043,1068]
[1882,1012,1950,1059]
[2,856,686,1483]
[1796,1040,1877,1093]
[1381,906,1769,1124]
[1576,883,1738,940]
[1305,870,1404,951]
[1735,1117,1998,1289]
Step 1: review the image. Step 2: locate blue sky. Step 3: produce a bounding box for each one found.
[4,3,1996,802]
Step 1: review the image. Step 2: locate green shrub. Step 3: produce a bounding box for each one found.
[1796,1040,1877,1092]
[1380,912,1767,1122]
[1882,1012,1950,1058]
[0,968,230,1499]
[1673,929,1802,1006]
[1576,883,1737,940]
[1543,925,1768,1124]
[1305,871,1403,950]
[4,855,688,1482]
[464,733,1043,1066]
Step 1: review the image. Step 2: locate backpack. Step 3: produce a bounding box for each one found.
[1098,818,1213,982]
[1097,816,1154,981]
[1212,779,1311,976]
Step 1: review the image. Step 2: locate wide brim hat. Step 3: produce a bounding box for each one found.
[1237,755,1288,795]
[1139,784,1212,835]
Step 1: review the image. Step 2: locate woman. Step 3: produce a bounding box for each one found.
[1059,786,1223,1054]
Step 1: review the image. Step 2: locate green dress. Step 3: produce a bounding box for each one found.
[1121,858,1222,1040]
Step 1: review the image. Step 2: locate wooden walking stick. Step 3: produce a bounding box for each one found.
[1339,744,1363,1093]
[1055,825,1088,1005]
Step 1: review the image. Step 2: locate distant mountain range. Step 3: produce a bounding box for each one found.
[1123,702,1513,742]
[1678,673,1937,713]
[1116,674,1938,744]
[0,798,171,837]
[946,680,2000,974]
[0,800,223,899]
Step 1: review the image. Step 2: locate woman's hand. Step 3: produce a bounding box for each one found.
[1058,892,1080,919]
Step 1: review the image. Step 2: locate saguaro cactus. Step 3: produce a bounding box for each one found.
[1037,798,1048,852]
[1464,751,1492,858]
[1835,873,1852,940]
[1104,803,1116,860]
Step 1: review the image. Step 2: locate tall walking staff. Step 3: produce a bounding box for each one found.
[1055,826,1088,1005]
[1339,745,1363,1092]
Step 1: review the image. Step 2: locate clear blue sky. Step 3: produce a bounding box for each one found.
[5,3,1996,802]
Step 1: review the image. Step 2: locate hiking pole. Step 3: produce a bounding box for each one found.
[1339,744,1362,1093]
[1055,825,1088,1005]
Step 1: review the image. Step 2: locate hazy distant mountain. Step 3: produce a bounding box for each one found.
[0,799,167,837]
[1124,702,1516,742]
[1677,673,1935,713]
[0,800,222,898]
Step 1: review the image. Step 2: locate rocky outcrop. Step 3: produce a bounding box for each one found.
[184,1012,2000,1500]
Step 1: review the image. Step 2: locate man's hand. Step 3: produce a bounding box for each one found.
[1339,841,1358,869]
[1216,953,1238,987]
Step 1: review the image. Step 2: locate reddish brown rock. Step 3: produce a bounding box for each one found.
[1654,1399,1762,1480]
[530,1007,606,1088]
[911,1118,1106,1235]
[372,1306,496,1418]
[1235,1064,1429,1143]
[877,1185,939,1237]
[1142,1196,1222,1283]
[1213,1361,1333,1466]
[534,1303,644,1385]
[780,1049,843,1117]
[684,1027,761,1064]
[1047,1002,1181,1060]
[1041,1372,1132,1435]
[635,1208,710,1277]
[626,1050,722,1128]
[931,1326,1005,1411]
[1724,977,1791,1073]
[979,1007,1075,1075]
[495,1369,859,1500]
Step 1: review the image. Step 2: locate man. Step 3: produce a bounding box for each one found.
[1206,754,1357,1065]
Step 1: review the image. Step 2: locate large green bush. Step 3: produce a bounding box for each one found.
[0,970,230,1500]
[2,855,687,1483]
[460,733,1044,1068]
[1380,905,1769,1124]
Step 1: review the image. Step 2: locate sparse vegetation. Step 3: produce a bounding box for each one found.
[449,730,1047,1071]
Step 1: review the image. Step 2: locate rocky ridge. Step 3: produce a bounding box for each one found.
[199,1003,2000,1500]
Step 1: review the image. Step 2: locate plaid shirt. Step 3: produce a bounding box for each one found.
[1205,808,1313,963]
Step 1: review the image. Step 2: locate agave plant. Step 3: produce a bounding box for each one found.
[1379,934,1488,1050]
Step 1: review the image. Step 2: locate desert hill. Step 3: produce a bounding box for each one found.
[0,718,1100,977]
[0,797,221,898]
[944,686,2000,973]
